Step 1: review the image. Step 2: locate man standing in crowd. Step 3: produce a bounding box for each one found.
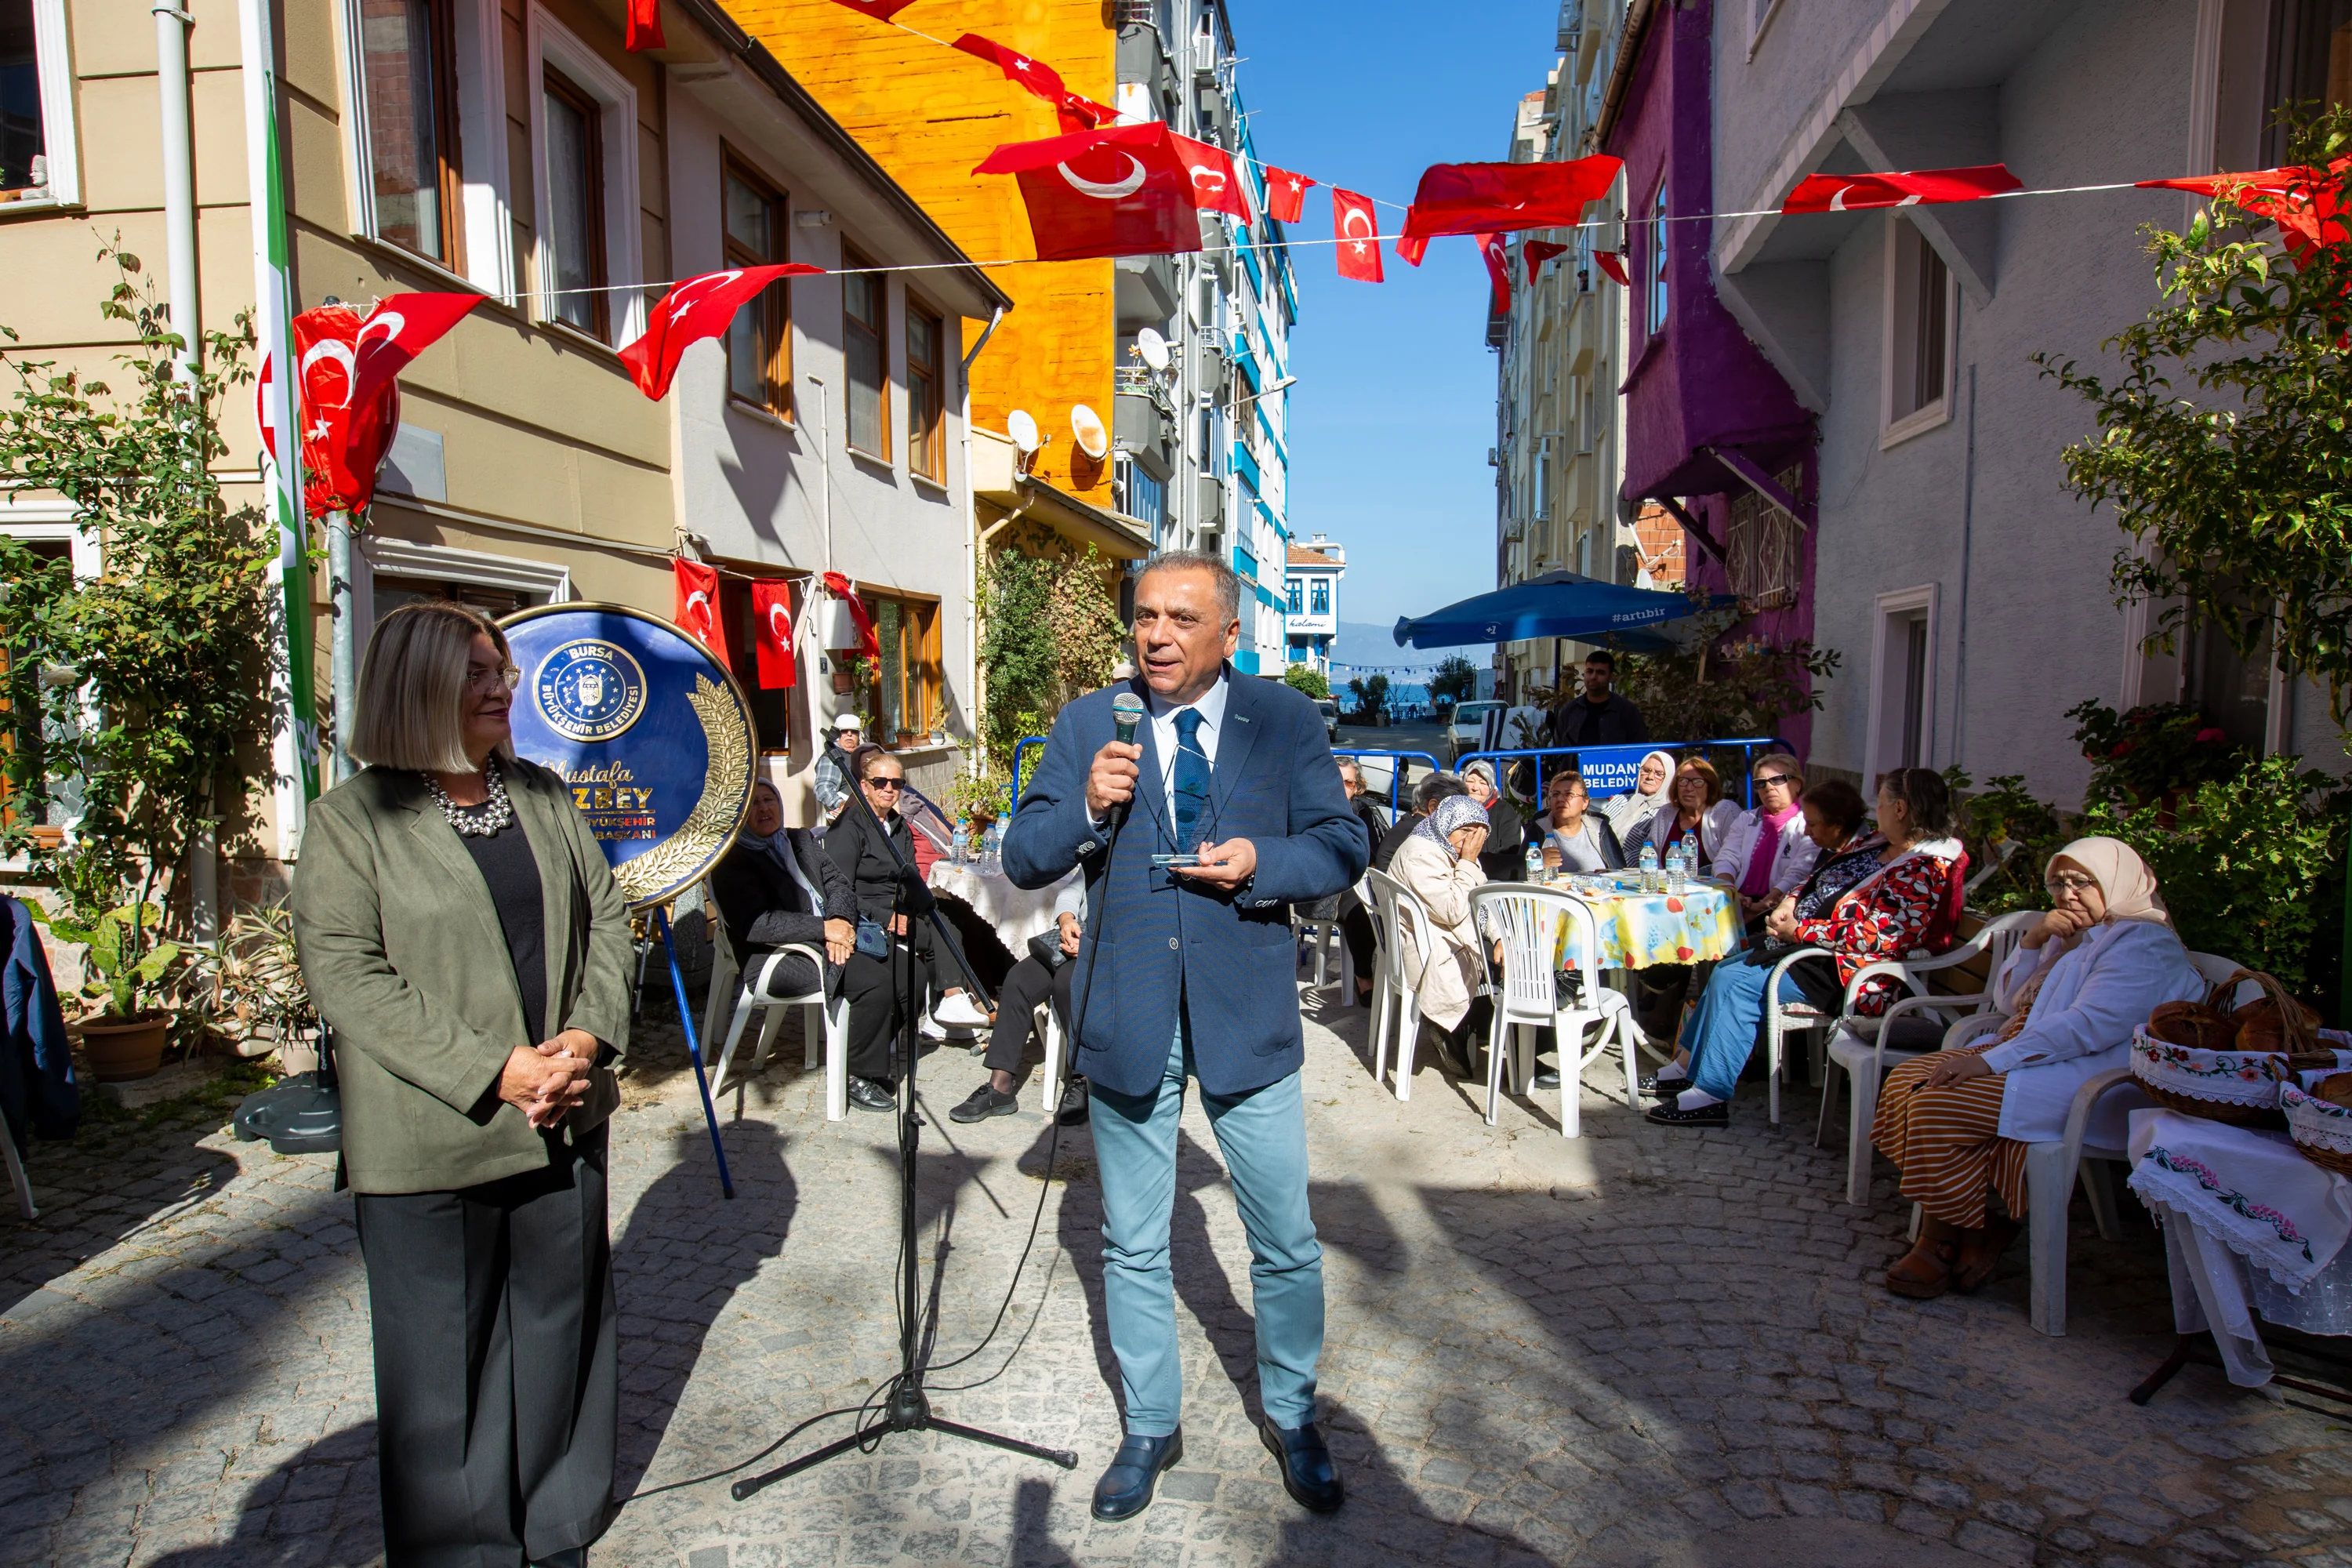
[1003,551,1368,1523]
[1548,650,1650,747]
[811,711,864,828]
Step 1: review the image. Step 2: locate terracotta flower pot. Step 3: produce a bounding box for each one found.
[79,1012,170,1082]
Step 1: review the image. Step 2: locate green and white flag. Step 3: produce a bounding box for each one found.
[240,0,317,854]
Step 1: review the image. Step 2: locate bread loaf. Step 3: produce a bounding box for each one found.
[2233,994,2322,1056]
[2147,1000,2237,1052]
[2313,1072,2352,1109]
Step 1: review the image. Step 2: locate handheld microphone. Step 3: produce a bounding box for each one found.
[1109,691,1146,823]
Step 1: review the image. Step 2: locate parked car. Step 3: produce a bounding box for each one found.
[1445,700,1506,764]
[1314,699,1340,741]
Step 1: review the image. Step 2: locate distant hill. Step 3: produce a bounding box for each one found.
[1330,619,1473,675]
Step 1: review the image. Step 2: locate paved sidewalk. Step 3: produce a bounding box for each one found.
[3,987,2348,1567]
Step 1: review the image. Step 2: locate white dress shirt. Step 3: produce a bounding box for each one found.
[1147,670,1229,837]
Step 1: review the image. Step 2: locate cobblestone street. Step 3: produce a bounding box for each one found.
[4,979,2348,1568]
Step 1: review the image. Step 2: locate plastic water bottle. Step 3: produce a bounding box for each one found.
[1682,830,1703,884]
[1525,841,1544,884]
[983,819,1004,873]
[950,820,968,866]
[1666,840,1686,895]
[1639,842,1660,893]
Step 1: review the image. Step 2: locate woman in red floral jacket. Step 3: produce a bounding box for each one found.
[1645,768,1963,1128]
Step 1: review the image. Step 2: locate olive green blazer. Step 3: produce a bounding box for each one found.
[292,757,634,1194]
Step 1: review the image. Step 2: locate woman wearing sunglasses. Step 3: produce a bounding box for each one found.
[1711,753,1818,930]
[1871,838,2204,1301]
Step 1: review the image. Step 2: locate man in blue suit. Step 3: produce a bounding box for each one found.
[1003,551,1370,1521]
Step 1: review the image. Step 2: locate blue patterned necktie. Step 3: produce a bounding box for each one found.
[1172,707,1213,849]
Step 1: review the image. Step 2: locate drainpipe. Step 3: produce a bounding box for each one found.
[1588,0,1660,152]
[960,308,1004,774]
[156,1,216,938]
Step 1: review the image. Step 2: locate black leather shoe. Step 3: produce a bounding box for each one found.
[1638,1073,1689,1101]
[1091,1428,1181,1521]
[847,1076,896,1113]
[1258,1417,1344,1513]
[949,1083,1019,1123]
[1645,1099,1728,1127]
[528,1552,586,1568]
[1055,1077,1091,1127]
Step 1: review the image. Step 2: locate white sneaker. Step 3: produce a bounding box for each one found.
[932,992,993,1030]
[917,1013,949,1041]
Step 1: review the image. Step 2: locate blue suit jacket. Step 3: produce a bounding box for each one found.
[2,895,77,1152]
[1002,669,1370,1097]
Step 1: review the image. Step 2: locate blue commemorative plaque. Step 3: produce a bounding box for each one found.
[498,604,757,910]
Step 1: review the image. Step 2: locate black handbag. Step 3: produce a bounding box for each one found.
[1028,930,1070,970]
[855,918,891,960]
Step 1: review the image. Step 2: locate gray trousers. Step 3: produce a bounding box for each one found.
[354,1127,618,1567]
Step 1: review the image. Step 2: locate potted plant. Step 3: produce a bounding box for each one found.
[213,904,321,1069]
[34,899,186,1080]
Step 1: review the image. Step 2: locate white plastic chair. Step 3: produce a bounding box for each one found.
[702,917,852,1119]
[3,1126,33,1220]
[1814,910,2043,1201]
[1037,1001,1067,1117]
[1998,948,2246,1336]
[1363,868,1436,1100]
[1292,905,1343,990]
[1468,884,1637,1137]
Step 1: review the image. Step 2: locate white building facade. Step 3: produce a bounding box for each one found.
[1283,535,1345,676]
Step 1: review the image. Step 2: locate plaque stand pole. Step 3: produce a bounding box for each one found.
[655,904,736,1200]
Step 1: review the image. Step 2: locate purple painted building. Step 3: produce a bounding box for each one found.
[1601,0,1820,755]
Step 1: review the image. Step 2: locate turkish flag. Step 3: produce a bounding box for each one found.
[1593,249,1631,286]
[1523,240,1569,281]
[1332,189,1384,282]
[1781,163,2021,213]
[822,571,880,660]
[348,292,483,412]
[269,304,400,518]
[1400,155,1622,244]
[1479,233,1511,314]
[673,559,729,670]
[2138,162,2351,259]
[619,263,825,400]
[975,124,1246,262]
[624,0,662,51]
[1265,165,1314,223]
[1398,234,1428,267]
[824,0,919,19]
[751,579,797,689]
[952,34,1113,133]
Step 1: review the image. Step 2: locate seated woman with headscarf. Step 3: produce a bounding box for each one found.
[1605,749,1677,864]
[1461,760,1527,883]
[1871,837,2203,1298]
[1387,794,1494,1074]
[1537,771,1625,874]
[1645,768,1965,1128]
[709,779,857,1002]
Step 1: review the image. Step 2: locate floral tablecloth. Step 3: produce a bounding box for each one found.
[1551,877,1741,971]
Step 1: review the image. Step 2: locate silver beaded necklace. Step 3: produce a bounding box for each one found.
[425,755,515,837]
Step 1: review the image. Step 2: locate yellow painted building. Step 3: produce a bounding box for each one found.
[733,0,1119,503]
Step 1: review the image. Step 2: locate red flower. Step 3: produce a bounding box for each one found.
[2195,728,2227,743]
[2110,741,2136,757]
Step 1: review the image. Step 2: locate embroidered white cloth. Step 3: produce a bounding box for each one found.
[925,860,1081,950]
[2125,1108,2352,1294]
[2151,1204,2352,1385]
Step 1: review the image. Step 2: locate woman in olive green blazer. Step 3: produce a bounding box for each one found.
[293,601,633,1568]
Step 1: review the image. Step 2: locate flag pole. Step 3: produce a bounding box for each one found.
[240,0,317,856]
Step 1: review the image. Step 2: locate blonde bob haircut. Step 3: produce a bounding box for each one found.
[1751,753,1805,793]
[350,601,517,774]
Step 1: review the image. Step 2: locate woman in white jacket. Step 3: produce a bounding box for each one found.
[1871,837,2203,1298]
[1710,753,1818,926]
[1643,756,1741,870]
[1388,794,1494,1071]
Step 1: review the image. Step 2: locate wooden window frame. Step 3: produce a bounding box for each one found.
[905,297,946,481]
[1881,216,1956,447]
[541,63,608,341]
[720,149,793,420]
[358,0,468,269]
[841,246,891,463]
[861,589,941,743]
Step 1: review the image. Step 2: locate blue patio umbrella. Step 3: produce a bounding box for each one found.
[1392,570,1731,651]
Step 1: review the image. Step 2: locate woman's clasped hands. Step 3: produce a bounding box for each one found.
[499,1029,600,1128]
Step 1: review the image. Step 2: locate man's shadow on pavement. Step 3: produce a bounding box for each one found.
[141,1420,384,1568]
[612,1119,797,1498]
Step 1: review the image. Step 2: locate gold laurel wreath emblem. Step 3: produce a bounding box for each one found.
[615,674,751,904]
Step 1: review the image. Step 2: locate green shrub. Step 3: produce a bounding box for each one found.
[1281,664,1330,700]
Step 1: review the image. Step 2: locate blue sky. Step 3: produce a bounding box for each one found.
[1236,1,1565,633]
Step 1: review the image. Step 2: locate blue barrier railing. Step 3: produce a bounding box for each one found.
[1011,736,1049,805]
[1453,738,1787,816]
[1331,749,1443,819]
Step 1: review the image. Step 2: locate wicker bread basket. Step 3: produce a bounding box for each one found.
[2129,972,2338,1129]
[2281,1075,2352,1178]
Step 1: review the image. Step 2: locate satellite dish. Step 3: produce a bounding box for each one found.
[1135,327,1171,372]
[1007,408,1040,453]
[1071,404,1109,460]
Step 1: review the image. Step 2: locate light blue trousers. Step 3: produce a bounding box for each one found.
[1087,1015,1324,1436]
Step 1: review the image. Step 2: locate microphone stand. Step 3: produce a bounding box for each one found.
[732,762,1075,1499]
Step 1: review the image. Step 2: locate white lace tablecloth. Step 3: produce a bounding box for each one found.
[925,861,1078,950]
[2125,1108,2352,1385]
